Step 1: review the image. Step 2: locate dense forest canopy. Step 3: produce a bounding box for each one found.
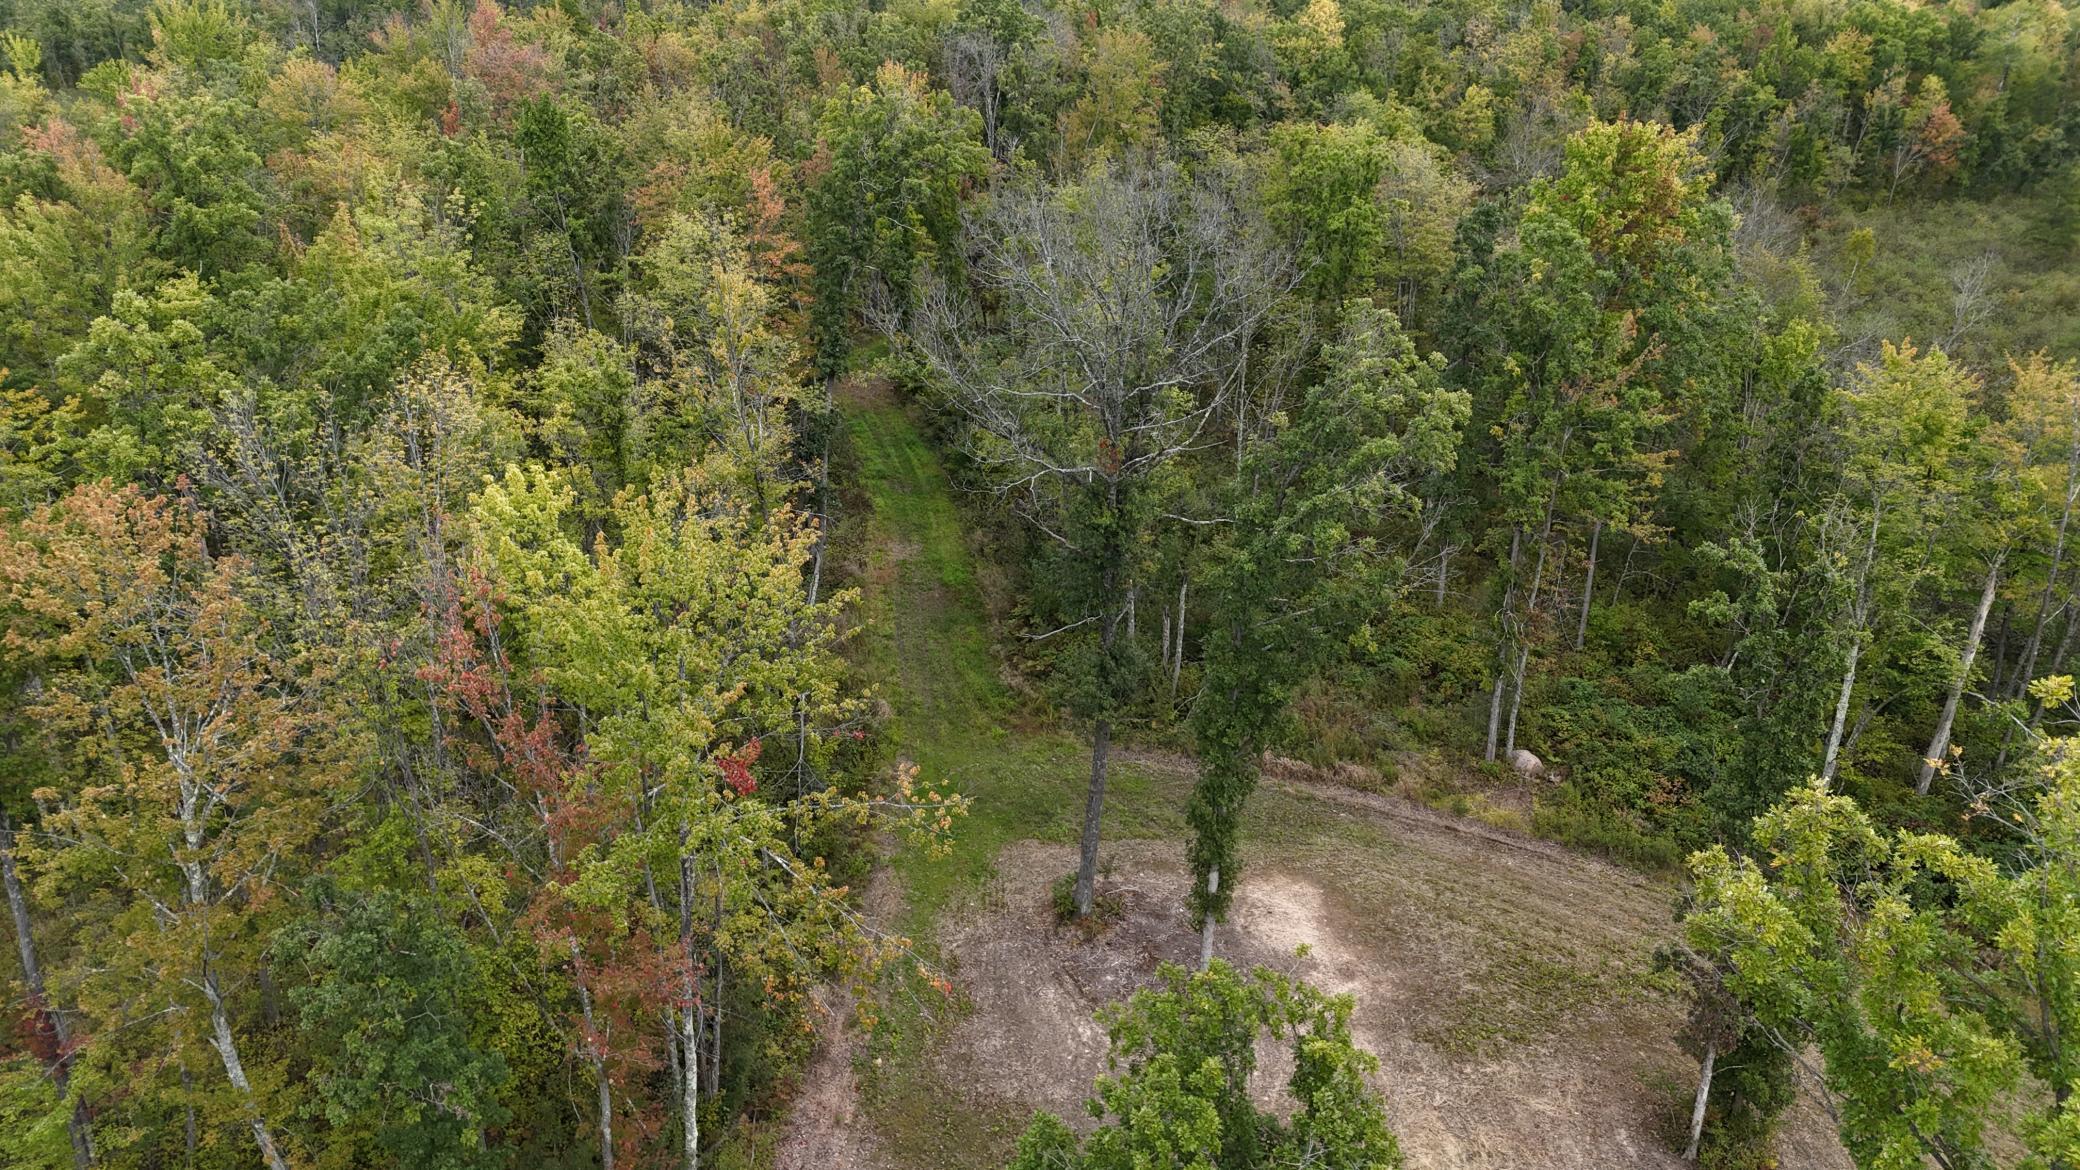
[0,0,2076,1167]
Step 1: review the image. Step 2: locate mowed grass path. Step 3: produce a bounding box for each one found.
[838,385,1190,929]
[836,383,1198,1165]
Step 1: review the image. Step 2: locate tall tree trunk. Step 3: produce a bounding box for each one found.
[1485,671,1508,764]
[1486,529,1523,762]
[181,1057,197,1168]
[1919,558,2002,794]
[796,376,838,832]
[1073,717,1111,917]
[2018,463,2080,694]
[574,954,614,1170]
[202,970,289,1170]
[595,1056,615,1170]
[2006,601,2080,777]
[1684,1042,1717,1162]
[1820,637,1861,790]
[1075,536,1125,919]
[1160,610,1171,692]
[176,821,286,1170]
[2,818,93,1168]
[680,1005,699,1170]
[2054,601,2080,682]
[1505,512,1558,758]
[1611,534,1639,609]
[1169,579,1187,703]
[707,855,723,1102]
[1574,520,1601,651]
[1823,504,1884,788]
[679,849,700,1170]
[1198,866,1219,970]
[1989,603,2011,700]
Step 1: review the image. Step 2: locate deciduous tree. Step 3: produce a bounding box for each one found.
[911,157,1290,917]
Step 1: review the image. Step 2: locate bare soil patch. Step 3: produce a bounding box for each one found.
[774,867,907,1170]
[775,984,885,1170]
[928,822,1853,1170]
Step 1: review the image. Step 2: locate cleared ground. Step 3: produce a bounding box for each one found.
[783,381,1851,1170]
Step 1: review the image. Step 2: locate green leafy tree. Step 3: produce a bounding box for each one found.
[1686,762,2080,1168]
[2,484,342,1170]
[1009,961,1402,1170]
[463,460,963,1170]
[104,83,274,278]
[626,213,805,508]
[1188,298,1465,963]
[1466,118,1736,765]
[1817,341,1976,788]
[807,62,986,371]
[514,94,627,333]
[1265,119,1394,306]
[1060,26,1163,166]
[283,884,510,1170]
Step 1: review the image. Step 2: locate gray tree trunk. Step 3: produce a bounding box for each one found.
[1485,669,1507,764]
[1919,558,2002,794]
[679,850,700,1170]
[1160,610,1171,692]
[680,997,700,1170]
[3,819,93,1168]
[1684,1042,1717,1161]
[1574,520,1601,651]
[1989,604,2011,699]
[583,982,614,1170]
[2018,463,2079,695]
[175,773,285,1170]
[1505,514,1557,758]
[202,969,288,1170]
[1486,529,1523,762]
[707,857,723,1101]
[1820,637,1860,790]
[1074,718,1112,917]
[2055,601,2080,681]
[1198,866,1219,970]
[1822,504,1885,788]
[1169,579,1187,703]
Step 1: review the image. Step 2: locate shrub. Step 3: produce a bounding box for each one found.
[1531,794,1684,870]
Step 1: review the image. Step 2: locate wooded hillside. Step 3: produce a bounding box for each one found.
[0,0,2077,1167]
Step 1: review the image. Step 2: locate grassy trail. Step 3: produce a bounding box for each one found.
[836,384,1198,1165]
[841,389,1002,741]
[839,385,1188,927]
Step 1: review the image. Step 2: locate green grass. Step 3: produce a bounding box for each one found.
[1815,190,2080,371]
[838,392,1190,929]
[843,397,999,739]
[835,387,1192,1168]
[1418,951,1632,1056]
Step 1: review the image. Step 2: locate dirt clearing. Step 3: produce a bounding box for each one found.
[918,807,1852,1170]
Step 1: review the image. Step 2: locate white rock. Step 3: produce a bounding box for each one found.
[1507,748,1546,780]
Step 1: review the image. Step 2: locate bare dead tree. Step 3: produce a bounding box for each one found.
[943,31,1009,159]
[905,156,1293,917]
[1944,252,1997,351]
